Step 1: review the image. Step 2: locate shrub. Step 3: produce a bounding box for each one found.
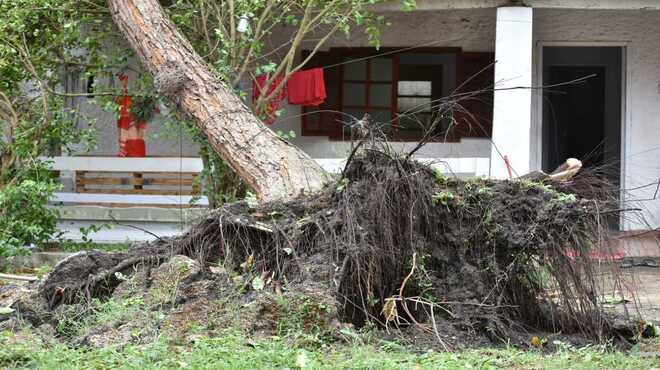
[0,161,61,258]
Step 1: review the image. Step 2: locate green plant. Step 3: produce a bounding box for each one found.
[432,190,455,206]
[78,223,113,247]
[0,0,107,257]
[33,264,53,278]
[276,130,297,140]
[0,169,62,258]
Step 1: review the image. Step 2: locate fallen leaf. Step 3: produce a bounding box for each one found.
[382,298,397,322]
[252,276,265,291]
[0,306,15,314]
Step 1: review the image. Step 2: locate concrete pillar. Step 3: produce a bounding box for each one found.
[490,6,533,178]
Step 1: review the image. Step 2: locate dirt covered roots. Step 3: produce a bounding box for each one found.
[3,148,646,349]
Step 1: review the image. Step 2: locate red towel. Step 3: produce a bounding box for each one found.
[286,68,326,106]
[253,75,286,124]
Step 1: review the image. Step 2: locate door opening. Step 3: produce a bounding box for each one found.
[542,46,622,227]
[542,46,622,182]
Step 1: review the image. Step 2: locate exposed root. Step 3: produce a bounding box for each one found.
[5,143,646,348]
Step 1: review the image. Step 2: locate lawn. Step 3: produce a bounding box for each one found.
[1,329,658,369]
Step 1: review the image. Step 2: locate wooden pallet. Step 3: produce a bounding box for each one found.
[75,171,202,196]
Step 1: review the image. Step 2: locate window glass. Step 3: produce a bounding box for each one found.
[343,83,367,106]
[343,59,367,80]
[370,58,392,81]
[398,97,432,113]
[336,50,455,140]
[398,81,432,96]
[369,84,392,107]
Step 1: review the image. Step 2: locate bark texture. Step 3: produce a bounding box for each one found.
[107,0,327,201]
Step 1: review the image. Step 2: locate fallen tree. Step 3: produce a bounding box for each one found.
[2,140,646,350]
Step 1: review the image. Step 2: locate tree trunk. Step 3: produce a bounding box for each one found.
[107,0,327,202]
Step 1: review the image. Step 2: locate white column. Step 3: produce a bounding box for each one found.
[490,6,533,178]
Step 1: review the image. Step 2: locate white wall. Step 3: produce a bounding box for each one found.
[268,9,497,160]
[533,9,660,229]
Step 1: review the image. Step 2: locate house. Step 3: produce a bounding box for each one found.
[51,0,660,256]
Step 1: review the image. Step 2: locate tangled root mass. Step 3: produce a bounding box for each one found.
[32,147,630,346]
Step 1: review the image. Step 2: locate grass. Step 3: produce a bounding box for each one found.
[1,328,659,369]
[2,260,659,369]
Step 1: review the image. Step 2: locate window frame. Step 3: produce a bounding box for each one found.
[332,47,461,142]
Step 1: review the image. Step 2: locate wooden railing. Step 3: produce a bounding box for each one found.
[46,156,490,207]
[48,156,207,207]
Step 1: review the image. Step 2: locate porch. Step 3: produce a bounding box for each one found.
[47,155,490,242]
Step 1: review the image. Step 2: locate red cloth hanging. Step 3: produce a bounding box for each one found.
[123,139,146,157]
[116,95,133,130]
[253,75,286,124]
[286,68,326,106]
[116,74,147,157]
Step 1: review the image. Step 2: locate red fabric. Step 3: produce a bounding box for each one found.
[286,68,326,106]
[253,75,286,124]
[116,74,147,157]
[116,95,134,130]
[122,139,146,157]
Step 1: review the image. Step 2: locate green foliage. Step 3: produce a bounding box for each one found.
[0,0,115,256]
[273,294,334,339]
[129,95,159,123]
[276,129,297,140]
[401,0,417,11]
[518,179,577,204]
[0,165,61,258]
[432,190,454,206]
[77,223,113,247]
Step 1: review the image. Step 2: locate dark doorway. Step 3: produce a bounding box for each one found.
[542,47,622,186]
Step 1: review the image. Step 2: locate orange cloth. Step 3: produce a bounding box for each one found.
[286,68,326,106]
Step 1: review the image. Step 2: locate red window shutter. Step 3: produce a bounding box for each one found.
[454,52,495,139]
[300,50,341,137]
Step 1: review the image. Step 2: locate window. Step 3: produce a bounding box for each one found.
[340,56,394,134]
[301,48,494,141]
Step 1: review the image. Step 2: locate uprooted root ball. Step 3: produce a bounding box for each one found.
[6,149,635,348]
